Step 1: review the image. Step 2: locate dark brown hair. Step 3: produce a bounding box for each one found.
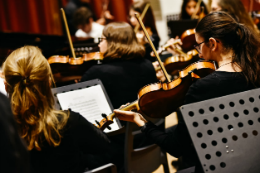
[180,0,209,19]
[102,22,145,61]
[130,0,159,36]
[73,7,93,27]
[196,11,260,86]
[216,0,257,33]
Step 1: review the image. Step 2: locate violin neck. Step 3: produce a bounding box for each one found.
[109,100,139,119]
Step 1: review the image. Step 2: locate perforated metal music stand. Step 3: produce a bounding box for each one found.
[179,88,260,173]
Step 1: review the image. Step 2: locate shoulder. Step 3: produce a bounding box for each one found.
[75,29,88,37]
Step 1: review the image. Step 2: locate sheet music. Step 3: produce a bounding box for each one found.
[57,85,119,132]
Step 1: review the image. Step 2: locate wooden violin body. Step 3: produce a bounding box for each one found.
[164,49,199,75]
[48,52,103,84]
[180,28,196,52]
[138,61,215,118]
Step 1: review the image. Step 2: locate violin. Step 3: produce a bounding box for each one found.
[180,28,196,52]
[48,52,103,83]
[164,49,199,75]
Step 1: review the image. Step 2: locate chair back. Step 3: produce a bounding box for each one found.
[124,119,169,173]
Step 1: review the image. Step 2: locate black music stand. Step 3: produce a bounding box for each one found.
[51,79,122,132]
[167,19,198,38]
[179,88,260,173]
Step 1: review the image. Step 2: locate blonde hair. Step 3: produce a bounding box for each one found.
[103,22,145,61]
[2,46,69,151]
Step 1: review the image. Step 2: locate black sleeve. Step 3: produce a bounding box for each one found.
[81,66,99,82]
[70,111,111,155]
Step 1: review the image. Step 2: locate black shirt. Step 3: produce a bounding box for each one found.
[141,71,255,172]
[81,58,157,109]
[30,111,110,173]
[0,93,32,173]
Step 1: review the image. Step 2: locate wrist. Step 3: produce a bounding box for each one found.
[135,113,147,127]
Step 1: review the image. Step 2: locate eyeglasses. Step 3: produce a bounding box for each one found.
[194,41,205,54]
[98,37,106,43]
[194,39,219,54]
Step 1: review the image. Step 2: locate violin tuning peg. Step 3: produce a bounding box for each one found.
[106,125,111,130]
[101,113,107,119]
[95,120,100,126]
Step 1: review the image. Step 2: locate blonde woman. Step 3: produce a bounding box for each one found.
[2,46,110,173]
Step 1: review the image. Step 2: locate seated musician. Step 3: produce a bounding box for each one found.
[81,22,157,110]
[114,12,260,172]
[129,0,160,62]
[180,0,208,20]
[73,7,104,43]
[2,46,111,173]
[211,0,259,33]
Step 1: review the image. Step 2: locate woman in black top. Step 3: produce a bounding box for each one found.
[81,22,157,109]
[2,46,110,173]
[114,11,260,172]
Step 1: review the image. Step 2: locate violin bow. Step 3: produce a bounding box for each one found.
[135,13,171,83]
[134,3,150,33]
[60,8,77,59]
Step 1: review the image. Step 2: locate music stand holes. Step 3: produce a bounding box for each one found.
[220,162,226,168]
[205,154,211,160]
[223,114,229,120]
[238,122,243,128]
[254,107,259,113]
[197,132,203,138]
[258,117,260,123]
[253,130,258,136]
[239,99,245,105]
[218,127,223,133]
[209,165,216,171]
[209,106,215,112]
[228,125,234,131]
[219,104,225,109]
[249,97,254,102]
[199,109,205,114]
[222,138,228,143]
[212,140,217,146]
[244,109,249,115]
[193,122,199,127]
[189,111,194,117]
[203,164,206,167]
[242,133,248,138]
[54,93,57,97]
[232,135,238,141]
[233,112,239,118]
[213,117,219,122]
[229,102,235,107]
[201,143,207,149]
[207,130,213,135]
[216,151,222,157]
[248,120,254,125]
[203,119,209,125]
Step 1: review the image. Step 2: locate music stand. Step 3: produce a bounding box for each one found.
[167,19,198,38]
[51,79,122,133]
[179,88,260,173]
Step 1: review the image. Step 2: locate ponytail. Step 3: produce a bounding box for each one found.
[196,11,260,87]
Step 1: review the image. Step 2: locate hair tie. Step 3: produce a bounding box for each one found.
[22,76,30,86]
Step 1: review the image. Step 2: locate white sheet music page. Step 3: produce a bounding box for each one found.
[57,85,119,133]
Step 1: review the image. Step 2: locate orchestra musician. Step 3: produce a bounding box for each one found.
[114,11,260,172]
[211,0,259,33]
[129,0,160,61]
[180,0,209,19]
[81,22,157,110]
[2,46,111,173]
[73,7,105,43]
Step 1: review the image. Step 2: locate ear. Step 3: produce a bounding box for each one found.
[89,17,93,23]
[4,80,9,94]
[209,37,218,51]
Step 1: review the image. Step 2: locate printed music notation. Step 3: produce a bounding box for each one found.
[57,85,119,132]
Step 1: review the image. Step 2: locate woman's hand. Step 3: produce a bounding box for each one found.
[114,109,147,127]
